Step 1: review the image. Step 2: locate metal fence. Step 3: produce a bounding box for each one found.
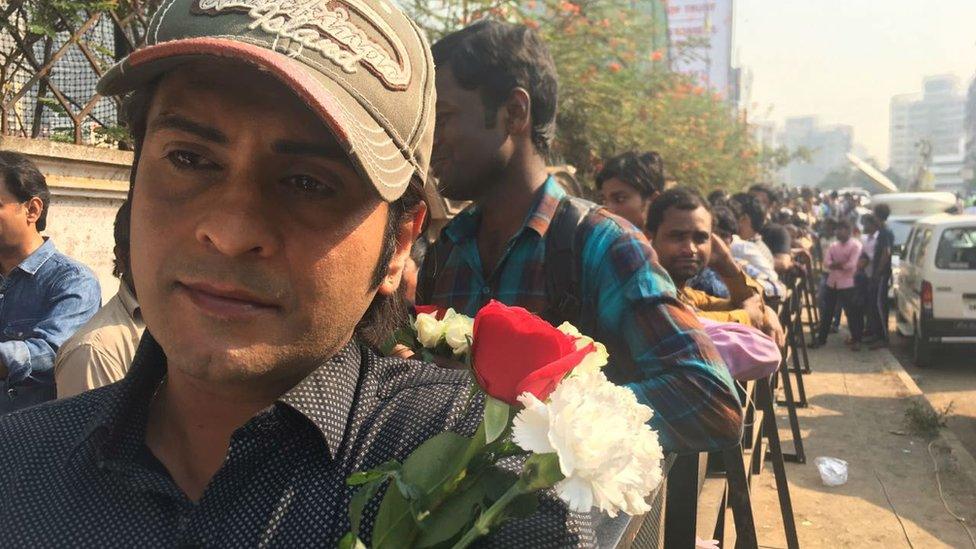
[1,1,159,146]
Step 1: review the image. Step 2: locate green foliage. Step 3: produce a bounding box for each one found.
[401,0,776,193]
[25,0,119,38]
[904,400,954,439]
[483,396,510,444]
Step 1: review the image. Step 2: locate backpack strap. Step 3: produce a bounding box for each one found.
[416,235,452,306]
[542,196,602,329]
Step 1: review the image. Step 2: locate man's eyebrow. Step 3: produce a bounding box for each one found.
[150,113,228,144]
[271,140,347,159]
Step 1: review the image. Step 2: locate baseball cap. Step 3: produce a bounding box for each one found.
[97,0,435,201]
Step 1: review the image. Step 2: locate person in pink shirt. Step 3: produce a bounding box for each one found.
[811,219,864,350]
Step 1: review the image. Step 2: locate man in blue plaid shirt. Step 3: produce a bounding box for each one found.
[418,21,742,454]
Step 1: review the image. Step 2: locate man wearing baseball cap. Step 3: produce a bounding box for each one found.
[0,1,592,545]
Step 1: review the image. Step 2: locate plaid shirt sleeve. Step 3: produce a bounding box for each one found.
[579,214,743,454]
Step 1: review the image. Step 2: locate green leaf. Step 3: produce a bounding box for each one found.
[400,432,474,493]
[483,397,510,445]
[505,493,540,520]
[337,532,367,549]
[373,483,418,549]
[347,461,402,535]
[395,477,422,502]
[414,480,488,548]
[372,432,482,548]
[349,476,392,536]
[520,453,565,492]
[347,460,400,486]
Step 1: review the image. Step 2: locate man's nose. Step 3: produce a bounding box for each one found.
[194,178,280,259]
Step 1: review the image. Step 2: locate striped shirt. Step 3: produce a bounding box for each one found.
[418,178,742,454]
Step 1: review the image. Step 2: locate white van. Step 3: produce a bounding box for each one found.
[895,214,976,367]
[868,192,958,251]
[868,192,959,299]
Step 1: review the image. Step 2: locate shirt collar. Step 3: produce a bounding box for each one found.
[16,238,57,276]
[117,281,143,323]
[73,335,364,462]
[278,342,362,458]
[443,176,564,244]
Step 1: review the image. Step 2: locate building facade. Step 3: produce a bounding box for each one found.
[889,75,967,184]
[965,73,976,192]
[779,116,853,188]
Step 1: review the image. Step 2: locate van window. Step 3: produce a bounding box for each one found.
[903,228,916,262]
[935,227,976,270]
[913,228,932,267]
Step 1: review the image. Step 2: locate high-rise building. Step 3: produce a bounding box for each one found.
[888,75,966,184]
[779,116,853,188]
[965,73,976,190]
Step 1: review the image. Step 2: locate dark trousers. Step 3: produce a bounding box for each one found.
[817,286,863,344]
[865,274,891,342]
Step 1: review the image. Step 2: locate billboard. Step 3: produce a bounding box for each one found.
[665,0,734,96]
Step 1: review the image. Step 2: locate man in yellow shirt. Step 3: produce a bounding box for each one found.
[55,201,144,397]
[647,188,784,346]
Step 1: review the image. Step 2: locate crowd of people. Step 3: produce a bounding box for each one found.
[0,5,896,546]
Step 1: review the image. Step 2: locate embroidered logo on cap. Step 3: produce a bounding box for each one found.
[193,0,411,90]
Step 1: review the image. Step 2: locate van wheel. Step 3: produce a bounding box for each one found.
[913,318,930,368]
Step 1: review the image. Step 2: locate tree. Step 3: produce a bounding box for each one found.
[400,0,774,194]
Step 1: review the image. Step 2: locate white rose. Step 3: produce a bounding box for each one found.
[511,369,663,517]
[443,314,474,356]
[414,313,445,349]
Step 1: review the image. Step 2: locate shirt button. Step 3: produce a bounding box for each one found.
[482,286,491,296]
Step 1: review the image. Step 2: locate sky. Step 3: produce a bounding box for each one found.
[734,0,976,167]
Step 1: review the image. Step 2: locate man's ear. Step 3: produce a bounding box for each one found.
[376,202,428,297]
[501,87,532,138]
[24,197,44,228]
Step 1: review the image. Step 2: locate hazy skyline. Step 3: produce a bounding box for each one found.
[735,0,976,167]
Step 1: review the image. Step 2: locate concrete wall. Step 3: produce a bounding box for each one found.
[1,136,130,303]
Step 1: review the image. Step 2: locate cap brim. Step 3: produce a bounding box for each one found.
[98,38,416,201]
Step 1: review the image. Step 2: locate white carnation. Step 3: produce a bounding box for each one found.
[511,369,663,517]
[443,314,474,356]
[414,312,446,348]
[556,322,609,373]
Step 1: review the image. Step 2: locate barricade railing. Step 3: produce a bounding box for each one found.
[612,260,826,548]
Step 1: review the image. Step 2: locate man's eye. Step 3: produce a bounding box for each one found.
[285,175,336,197]
[166,150,215,169]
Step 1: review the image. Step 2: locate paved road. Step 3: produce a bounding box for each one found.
[888,329,976,458]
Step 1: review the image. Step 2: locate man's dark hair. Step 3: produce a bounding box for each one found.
[749,183,780,205]
[123,78,424,348]
[707,189,728,206]
[835,218,852,230]
[0,151,51,231]
[711,205,738,237]
[595,151,665,199]
[645,187,708,234]
[730,192,765,232]
[873,203,891,222]
[432,20,558,155]
[112,200,132,278]
[860,212,878,229]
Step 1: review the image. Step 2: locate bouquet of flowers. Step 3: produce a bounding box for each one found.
[384,305,475,362]
[344,301,663,548]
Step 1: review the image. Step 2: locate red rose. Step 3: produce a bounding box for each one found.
[413,304,449,320]
[471,301,594,406]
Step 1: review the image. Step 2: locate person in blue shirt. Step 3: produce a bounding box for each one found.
[0,151,100,413]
